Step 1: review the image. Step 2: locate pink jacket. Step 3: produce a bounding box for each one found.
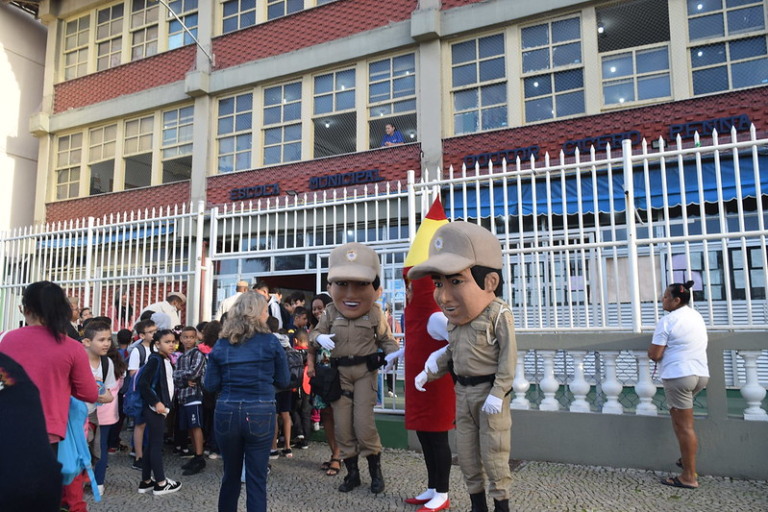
[0,326,99,439]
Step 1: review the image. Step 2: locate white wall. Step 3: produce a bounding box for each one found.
[0,4,47,231]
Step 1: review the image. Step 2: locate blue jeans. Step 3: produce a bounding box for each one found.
[216,401,275,512]
[94,424,112,485]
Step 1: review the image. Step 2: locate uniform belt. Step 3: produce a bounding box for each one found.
[330,353,377,368]
[455,374,495,386]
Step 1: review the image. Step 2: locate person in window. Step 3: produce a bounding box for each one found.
[648,280,709,490]
[381,123,405,147]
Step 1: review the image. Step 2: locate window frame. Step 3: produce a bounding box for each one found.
[54,133,83,201]
[216,92,254,173]
[262,81,303,166]
[63,15,90,80]
[600,43,673,108]
[95,3,125,72]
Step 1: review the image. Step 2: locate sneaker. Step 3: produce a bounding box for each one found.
[269,450,279,460]
[97,484,105,496]
[313,422,320,431]
[179,448,194,458]
[182,456,206,476]
[281,448,293,458]
[138,479,155,494]
[129,450,136,457]
[208,452,220,460]
[107,447,117,454]
[296,439,309,450]
[153,478,182,496]
[131,458,143,471]
[387,390,397,398]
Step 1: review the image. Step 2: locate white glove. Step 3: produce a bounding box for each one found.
[384,348,404,372]
[481,394,503,414]
[427,312,449,340]
[316,333,336,350]
[414,371,428,392]
[424,346,448,374]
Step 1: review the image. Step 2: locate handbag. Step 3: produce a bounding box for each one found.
[310,365,342,403]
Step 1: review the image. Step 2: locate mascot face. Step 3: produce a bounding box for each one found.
[329,280,378,320]
[432,268,497,326]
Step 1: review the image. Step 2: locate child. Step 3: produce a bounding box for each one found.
[127,319,157,470]
[173,326,207,475]
[81,321,116,498]
[138,329,182,496]
[409,221,517,512]
[309,242,400,494]
[291,330,312,449]
[268,316,293,459]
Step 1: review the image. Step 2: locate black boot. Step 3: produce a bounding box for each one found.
[338,456,361,492]
[469,492,488,512]
[493,499,510,512]
[366,453,384,494]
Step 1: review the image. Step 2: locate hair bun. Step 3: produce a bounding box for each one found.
[684,280,694,290]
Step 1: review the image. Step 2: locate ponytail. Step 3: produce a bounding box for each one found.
[22,281,72,342]
[668,280,694,305]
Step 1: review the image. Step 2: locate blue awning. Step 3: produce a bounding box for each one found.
[444,153,768,217]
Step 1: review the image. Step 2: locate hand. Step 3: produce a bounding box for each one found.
[306,363,315,378]
[97,389,114,404]
[481,394,503,414]
[316,333,336,350]
[187,380,197,387]
[427,312,449,340]
[155,402,168,415]
[384,348,404,372]
[414,371,428,392]
[424,346,448,374]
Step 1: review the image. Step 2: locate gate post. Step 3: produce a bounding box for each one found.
[622,139,642,333]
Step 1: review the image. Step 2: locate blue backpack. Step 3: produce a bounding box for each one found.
[58,398,100,502]
[123,362,158,418]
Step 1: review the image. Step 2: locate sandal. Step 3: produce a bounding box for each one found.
[320,460,331,471]
[325,458,342,476]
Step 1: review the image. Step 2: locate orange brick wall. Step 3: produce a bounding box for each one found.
[53,46,196,114]
[45,181,191,224]
[443,87,768,169]
[206,144,422,206]
[441,0,486,9]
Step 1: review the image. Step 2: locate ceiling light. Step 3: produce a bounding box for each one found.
[597,22,605,34]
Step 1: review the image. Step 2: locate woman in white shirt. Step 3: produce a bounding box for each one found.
[648,280,708,490]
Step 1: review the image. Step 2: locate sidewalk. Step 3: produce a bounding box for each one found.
[86,441,768,512]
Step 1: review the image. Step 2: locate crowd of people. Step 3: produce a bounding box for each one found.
[0,215,710,512]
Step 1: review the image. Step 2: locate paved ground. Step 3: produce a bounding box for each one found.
[83,436,768,512]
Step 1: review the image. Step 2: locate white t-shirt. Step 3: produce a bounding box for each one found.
[127,343,152,371]
[150,358,175,414]
[651,305,709,380]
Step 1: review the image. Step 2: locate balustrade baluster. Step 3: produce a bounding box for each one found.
[569,351,590,413]
[632,351,658,416]
[511,351,530,410]
[737,350,768,421]
[539,350,560,411]
[601,351,624,415]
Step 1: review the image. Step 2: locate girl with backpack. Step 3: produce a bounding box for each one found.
[137,329,182,496]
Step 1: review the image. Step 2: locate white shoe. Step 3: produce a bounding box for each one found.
[313,422,320,431]
[153,478,182,496]
[97,484,105,496]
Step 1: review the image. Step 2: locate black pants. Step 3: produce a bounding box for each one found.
[416,430,451,493]
[142,408,167,483]
[291,390,312,438]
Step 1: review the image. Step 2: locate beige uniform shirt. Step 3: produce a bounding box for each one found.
[310,302,399,358]
[428,297,517,400]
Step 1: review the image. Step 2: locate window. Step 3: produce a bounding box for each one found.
[451,34,507,135]
[267,0,303,20]
[521,17,584,122]
[56,134,82,200]
[671,251,723,300]
[688,0,768,94]
[263,83,301,165]
[63,16,90,80]
[368,53,417,148]
[130,0,159,60]
[124,116,153,189]
[313,69,356,157]
[162,106,194,183]
[731,246,767,299]
[88,124,117,195]
[168,0,198,49]
[217,93,253,173]
[597,0,671,106]
[96,4,124,71]
[222,0,257,33]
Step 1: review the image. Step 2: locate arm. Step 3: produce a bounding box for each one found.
[203,352,221,393]
[489,309,517,400]
[306,344,317,377]
[186,350,207,385]
[138,356,162,407]
[649,317,668,362]
[70,346,99,403]
[273,340,290,390]
[648,344,665,362]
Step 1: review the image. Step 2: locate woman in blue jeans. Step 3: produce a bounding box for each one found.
[205,292,289,512]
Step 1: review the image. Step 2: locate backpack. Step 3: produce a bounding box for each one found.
[58,398,101,502]
[280,348,305,391]
[123,361,158,418]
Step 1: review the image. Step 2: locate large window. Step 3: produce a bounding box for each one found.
[167,0,198,49]
[88,124,117,195]
[222,0,257,33]
[597,0,671,106]
[217,93,253,173]
[130,0,159,61]
[731,246,767,300]
[313,69,356,157]
[63,16,90,80]
[451,34,507,135]
[267,0,303,20]
[688,0,767,95]
[521,17,584,122]
[368,53,417,148]
[56,134,82,200]
[123,115,153,189]
[263,83,302,165]
[96,4,124,71]
[162,106,194,183]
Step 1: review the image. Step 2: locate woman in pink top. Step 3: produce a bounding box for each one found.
[0,281,99,444]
